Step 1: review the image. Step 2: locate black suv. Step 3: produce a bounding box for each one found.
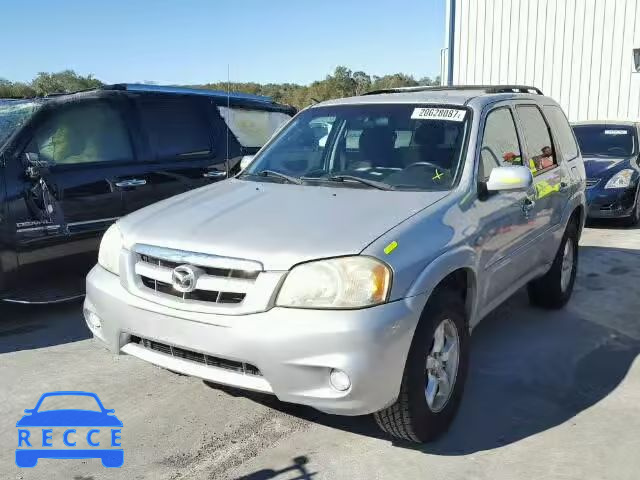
[0,84,295,303]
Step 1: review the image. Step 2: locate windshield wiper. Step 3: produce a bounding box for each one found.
[253,170,303,185]
[324,175,393,190]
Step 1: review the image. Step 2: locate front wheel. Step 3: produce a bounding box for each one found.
[373,291,469,443]
[528,220,579,309]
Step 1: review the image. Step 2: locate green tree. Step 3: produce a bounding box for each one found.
[31,70,102,96]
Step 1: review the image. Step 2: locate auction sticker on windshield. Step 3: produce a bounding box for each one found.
[411,107,466,122]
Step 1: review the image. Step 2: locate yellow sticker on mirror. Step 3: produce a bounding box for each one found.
[384,241,398,255]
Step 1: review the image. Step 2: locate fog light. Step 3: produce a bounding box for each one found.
[329,369,351,391]
[84,309,102,330]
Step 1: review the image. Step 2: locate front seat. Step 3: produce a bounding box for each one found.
[358,126,397,168]
[410,123,455,169]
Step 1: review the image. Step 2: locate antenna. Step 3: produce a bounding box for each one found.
[225,64,230,178]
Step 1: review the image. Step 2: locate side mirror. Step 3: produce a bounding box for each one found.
[23,152,51,179]
[486,165,533,192]
[239,155,256,171]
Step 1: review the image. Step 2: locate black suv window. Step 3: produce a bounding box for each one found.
[516,105,557,175]
[544,106,579,162]
[479,107,522,181]
[26,101,132,165]
[137,97,212,160]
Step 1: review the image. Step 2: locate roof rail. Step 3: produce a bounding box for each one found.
[362,85,543,96]
[102,83,275,103]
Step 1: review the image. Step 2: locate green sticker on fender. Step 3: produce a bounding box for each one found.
[384,241,398,255]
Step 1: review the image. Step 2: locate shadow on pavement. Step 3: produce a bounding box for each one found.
[234,455,316,480]
[207,244,640,455]
[0,299,89,354]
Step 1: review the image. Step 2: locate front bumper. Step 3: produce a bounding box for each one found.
[586,185,637,219]
[84,265,425,416]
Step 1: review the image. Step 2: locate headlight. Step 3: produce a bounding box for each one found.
[276,256,391,309]
[605,169,635,189]
[98,223,123,276]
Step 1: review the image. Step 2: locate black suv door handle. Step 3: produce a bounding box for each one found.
[203,171,227,179]
[115,179,147,188]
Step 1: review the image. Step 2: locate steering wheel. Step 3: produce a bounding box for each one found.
[480,146,501,165]
[403,161,443,172]
[607,146,627,155]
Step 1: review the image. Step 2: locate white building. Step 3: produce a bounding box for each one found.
[442,0,640,121]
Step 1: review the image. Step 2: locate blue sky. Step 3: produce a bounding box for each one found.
[1,0,445,85]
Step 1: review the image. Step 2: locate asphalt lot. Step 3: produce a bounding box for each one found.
[1,221,639,480]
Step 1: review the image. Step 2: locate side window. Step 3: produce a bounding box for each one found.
[543,105,579,162]
[137,98,212,160]
[516,105,557,175]
[26,102,132,165]
[217,106,292,149]
[479,108,522,181]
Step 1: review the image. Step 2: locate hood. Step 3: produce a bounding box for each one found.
[119,179,448,270]
[16,410,123,427]
[583,156,636,178]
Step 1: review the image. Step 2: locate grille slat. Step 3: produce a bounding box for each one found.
[133,336,261,376]
[136,252,256,305]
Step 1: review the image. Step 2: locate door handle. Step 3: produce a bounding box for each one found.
[203,171,227,179]
[115,179,147,188]
[522,197,536,215]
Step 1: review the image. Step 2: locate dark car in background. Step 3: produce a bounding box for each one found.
[572,121,640,225]
[0,84,295,303]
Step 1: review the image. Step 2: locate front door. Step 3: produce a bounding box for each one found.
[8,97,132,288]
[514,104,572,267]
[475,105,541,309]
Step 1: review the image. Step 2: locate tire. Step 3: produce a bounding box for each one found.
[527,219,579,309]
[373,291,469,443]
[623,187,640,227]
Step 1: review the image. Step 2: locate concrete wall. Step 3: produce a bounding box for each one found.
[449,0,640,121]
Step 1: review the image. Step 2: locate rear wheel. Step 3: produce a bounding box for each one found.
[528,219,579,309]
[373,291,469,443]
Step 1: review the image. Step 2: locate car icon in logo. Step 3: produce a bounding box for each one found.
[16,391,123,468]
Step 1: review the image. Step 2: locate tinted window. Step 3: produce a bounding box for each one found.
[517,105,557,174]
[27,101,132,165]
[572,125,637,157]
[218,106,291,148]
[138,97,212,159]
[0,99,42,147]
[244,104,469,191]
[479,108,522,180]
[544,106,579,162]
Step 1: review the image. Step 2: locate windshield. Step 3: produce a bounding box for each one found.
[573,125,637,157]
[242,104,469,191]
[0,99,42,147]
[36,394,102,412]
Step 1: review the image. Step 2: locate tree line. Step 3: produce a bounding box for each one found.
[0,67,440,109]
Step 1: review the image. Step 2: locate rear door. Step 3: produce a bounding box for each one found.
[121,95,227,215]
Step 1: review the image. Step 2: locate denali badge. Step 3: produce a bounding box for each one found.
[171,265,199,293]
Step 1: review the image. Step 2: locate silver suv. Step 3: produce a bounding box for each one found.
[85,85,586,443]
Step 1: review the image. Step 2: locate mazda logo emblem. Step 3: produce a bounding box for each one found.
[171,265,199,293]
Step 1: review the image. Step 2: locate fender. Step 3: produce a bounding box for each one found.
[406,245,480,327]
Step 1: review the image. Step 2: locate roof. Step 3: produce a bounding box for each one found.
[103,83,275,104]
[314,85,548,108]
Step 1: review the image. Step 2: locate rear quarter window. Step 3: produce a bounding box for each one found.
[543,105,579,162]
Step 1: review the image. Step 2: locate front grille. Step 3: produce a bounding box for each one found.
[133,246,261,306]
[133,336,262,376]
[140,254,259,280]
[586,178,600,188]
